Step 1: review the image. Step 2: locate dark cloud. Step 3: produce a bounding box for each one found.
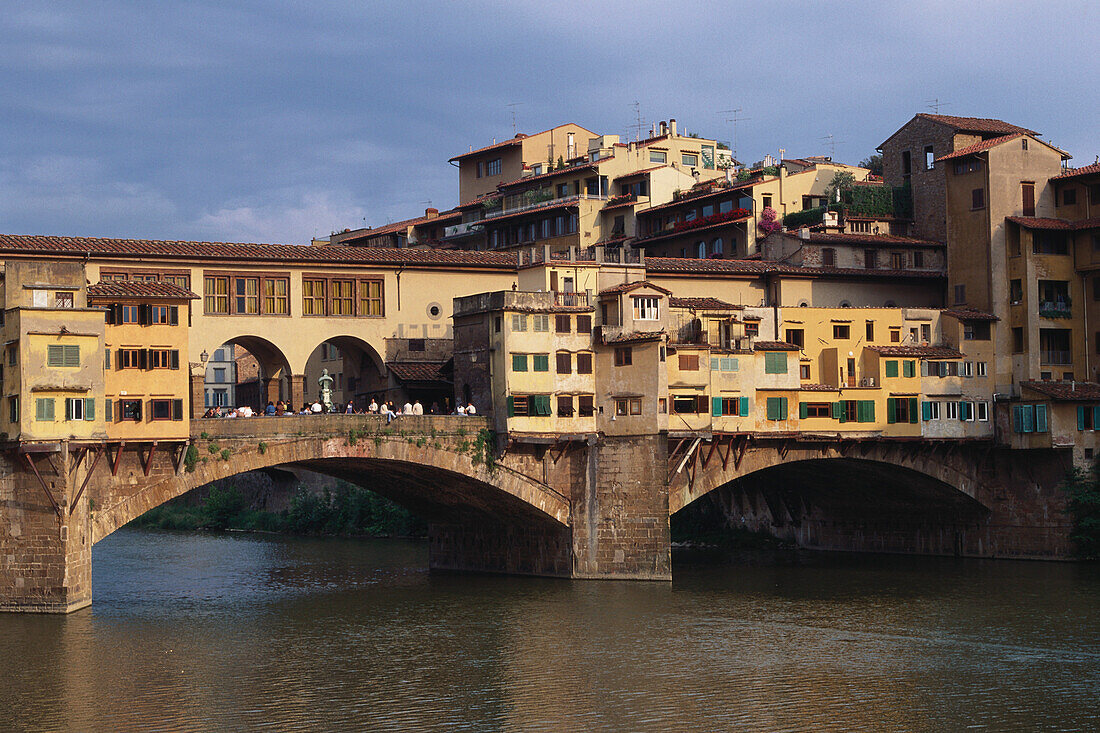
[1,1,1096,244]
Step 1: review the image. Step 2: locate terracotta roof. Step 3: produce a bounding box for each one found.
[867,345,966,358]
[1052,162,1100,181]
[496,161,601,190]
[602,330,665,345]
[387,361,450,383]
[917,114,1036,135]
[598,279,672,296]
[614,166,667,180]
[1005,216,1074,230]
[669,297,737,310]
[1021,380,1100,401]
[935,133,1023,163]
[87,281,199,300]
[0,234,517,269]
[337,209,462,240]
[941,308,998,322]
[644,257,773,275]
[633,215,752,245]
[639,180,756,215]
[800,383,838,392]
[806,232,943,247]
[753,341,801,351]
[448,136,524,162]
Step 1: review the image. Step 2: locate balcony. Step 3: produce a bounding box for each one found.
[482,193,606,221]
[553,291,589,307]
[1038,301,1072,319]
[1040,350,1073,365]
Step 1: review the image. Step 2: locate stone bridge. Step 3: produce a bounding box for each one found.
[0,417,1077,613]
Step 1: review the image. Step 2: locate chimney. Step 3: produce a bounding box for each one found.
[425,207,439,218]
[669,118,677,136]
[659,121,668,136]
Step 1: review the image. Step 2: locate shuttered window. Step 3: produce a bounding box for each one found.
[46,345,80,367]
[764,352,787,374]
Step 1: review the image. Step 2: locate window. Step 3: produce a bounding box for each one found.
[234,277,260,314]
[327,280,353,316]
[1063,188,1077,206]
[963,361,974,377]
[832,324,850,339]
[121,305,140,323]
[913,251,924,268]
[46,344,79,367]
[786,329,804,348]
[924,401,941,421]
[865,321,875,342]
[65,397,95,421]
[885,361,899,378]
[556,352,572,374]
[696,241,706,259]
[762,195,772,209]
[679,354,699,371]
[1012,404,1048,434]
[888,396,917,424]
[889,328,901,343]
[512,314,527,331]
[578,395,595,416]
[633,296,660,320]
[476,161,483,178]
[682,153,698,167]
[555,314,571,333]
[512,354,528,372]
[213,367,226,383]
[976,402,989,421]
[964,322,991,340]
[649,150,667,164]
[745,322,759,337]
[407,339,425,352]
[617,397,644,416]
[954,284,966,305]
[1010,279,1024,304]
[976,361,988,377]
[891,252,905,269]
[800,363,810,379]
[204,276,229,314]
[485,158,501,176]
[55,292,74,308]
[672,395,705,414]
[303,279,326,315]
[614,347,632,366]
[576,352,593,374]
[529,314,548,332]
[805,403,831,418]
[945,401,959,420]
[532,354,549,372]
[864,249,877,269]
[901,150,911,176]
[557,395,574,417]
[925,145,934,169]
[119,349,142,369]
[1013,327,1024,353]
[766,396,788,421]
[149,349,179,369]
[35,398,55,421]
[821,248,836,267]
[577,315,591,333]
[8,396,16,423]
[1022,181,1036,217]
[1033,232,1068,255]
[971,188,985,210]
[151,399,173,420]
[764,352,788,374]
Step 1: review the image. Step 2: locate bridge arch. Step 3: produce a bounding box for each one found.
[90,418,570,545]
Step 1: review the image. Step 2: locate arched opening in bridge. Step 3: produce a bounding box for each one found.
[672,458,992,557]
[303,337,388,411]
[200,336,294,413]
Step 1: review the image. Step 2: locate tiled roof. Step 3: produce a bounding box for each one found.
[941,308,998,322]
[0,234,517,269]
[1021,380,1100,401]
[1052,162,1100,181]
[639,180,757,215]
[935,133,1023,163]
[497,161,601,190]
[338,209,462,240]
[800,383,838,392]
[602,330,665,344]
[669,296,737,310]
[598,279,672,296]
[633,215,752,245]
[867,345,966,358]
[806,232,943,247]
[643,257,944,280]
[753,341,801,351]
[614,166,667,180]
[1005,216,1074,230]
[917,113,1035,135]
[387,361,451,383]
[87,281,199,299]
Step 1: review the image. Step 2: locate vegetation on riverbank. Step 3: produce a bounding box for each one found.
[129,483,427,538]
[670,505,792,550]
[1061,466,1100,559]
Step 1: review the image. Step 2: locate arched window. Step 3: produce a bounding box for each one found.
[711,238,723,256]
[884,300,896,307]
[840,300,851,308]
[696,241,707,258]
[798,300,809,307]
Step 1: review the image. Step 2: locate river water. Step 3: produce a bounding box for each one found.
[2,529,1098,732]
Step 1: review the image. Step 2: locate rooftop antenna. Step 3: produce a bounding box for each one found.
[925,98,949,114]
[820,133,844,159]
[507,102,523,134]
[628,100,647,141]
[719,108,749,162]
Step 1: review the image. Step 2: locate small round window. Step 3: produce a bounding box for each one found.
[427,302,442,320]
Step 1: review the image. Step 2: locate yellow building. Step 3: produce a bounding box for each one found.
[87,280,196,441]
[0,261,106,443]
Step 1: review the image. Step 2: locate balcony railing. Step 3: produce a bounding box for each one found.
[482,193,606,221]
[1038,302,1072,319]
[1040,350,1073,365]
[553,291,589,307]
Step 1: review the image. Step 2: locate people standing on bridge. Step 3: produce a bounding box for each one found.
[265,401,276,416]
[345,400,354,414]
[412,399,423,415]
[311,400,322,414]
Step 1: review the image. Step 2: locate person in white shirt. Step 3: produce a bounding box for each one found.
[311,401,323,413]
[456,404,466,415]
[403,401,413,415]
[465,402,476,415]
[368,399,378,413]
[412,400,424,415]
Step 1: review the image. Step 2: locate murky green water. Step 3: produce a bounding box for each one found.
[2,529,1098,732]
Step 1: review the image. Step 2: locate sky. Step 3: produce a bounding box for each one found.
[1,1,1097,246]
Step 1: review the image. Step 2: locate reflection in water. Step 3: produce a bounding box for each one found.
[1,530,1098,732]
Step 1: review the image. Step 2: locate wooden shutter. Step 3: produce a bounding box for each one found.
[84,398,95,421]
[507,396,515,417]
[139,303,150,325]
[172,399,184,421]
[908,397,918,423]
[885,361,898,378]
[799,402,808,419]
[923,401,933,421]
[1035,404,1048,433]
[169,306,179,325]
[739,396,749,417]
[712,397,723,417]
[138,349,148,370]
[886,398,896,424]
[170,350,180,370]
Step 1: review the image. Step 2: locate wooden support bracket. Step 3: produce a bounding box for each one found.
[107,442,125,476]
[138,442,159,477]
[733,436,749,470]
[22,454,63,523]
[70,447,104,515]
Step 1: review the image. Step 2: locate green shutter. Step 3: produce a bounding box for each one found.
[712,397,723,417]
[35,398,54,421]
[64,345,79,367]
[765,397,777,421]
[1022,405,1035,433]
[1093,406,1100,431]
[780,397,788,419]
[960,402,969,422]
[739,396,749,417]
[1035,404,1049,433]
[47,345,62,366]
[860,400,875,423]
[65,398,74,421]
[887,398,896,424]
[1079,406,1087,431]
[885,361,898,378]
[711,357,719,371]
[903,360,915,378]
[84,397,95,421]
[105,399,113,422]
[1012,406,1023,433]
[922,401,932,421]
[730,358,739,372]
[908,397,918,423]
[507,396,515,417]
[533,354,549,372]
[831,401,842,420]
[799,402,809,419]
[512,354,527,372]
[172,399,184,421]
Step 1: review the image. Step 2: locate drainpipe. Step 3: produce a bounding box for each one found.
[1083,272,1091,380]
[395,263,405,311]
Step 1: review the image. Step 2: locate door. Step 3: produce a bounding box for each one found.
[847,358,856,387]
[1022,182,1035,217]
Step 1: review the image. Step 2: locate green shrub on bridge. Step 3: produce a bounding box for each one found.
[1061,466,1100,559]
